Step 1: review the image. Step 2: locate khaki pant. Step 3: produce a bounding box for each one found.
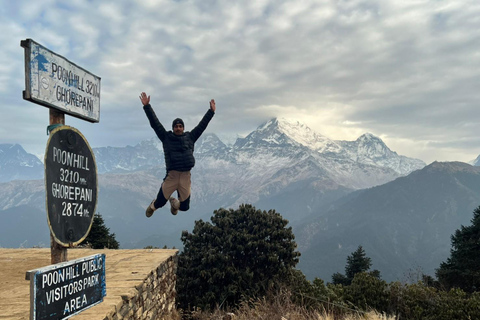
[154,170,191,210]
[162,170,191,201]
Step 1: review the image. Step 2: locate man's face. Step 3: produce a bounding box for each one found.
[173,124,184,135]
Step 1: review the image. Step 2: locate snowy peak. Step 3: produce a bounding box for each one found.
[196,133,228,154]
[235,118,341,153]
[229,118,424,176]
[0,144,42,166]
[355,133,396,160]
[333,133,425,174]
[275,118,342,153]
[234,118,296,149]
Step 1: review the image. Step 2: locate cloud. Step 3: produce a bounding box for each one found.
[1,0,480,164]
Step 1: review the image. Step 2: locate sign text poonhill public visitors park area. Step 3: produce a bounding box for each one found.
[26,254,106,320]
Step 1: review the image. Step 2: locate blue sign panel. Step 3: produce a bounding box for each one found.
[26,254,106,320]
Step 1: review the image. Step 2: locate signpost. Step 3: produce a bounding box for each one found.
[22,38,104,319]
[21,38,101,123]
[26,254,106,320]
[20,38,101,263]
[45,126,98,247]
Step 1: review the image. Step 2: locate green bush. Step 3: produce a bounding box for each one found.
[465,292,480,319]
[283,271,349,316]
[385,282,479,320]
[176,204,300,311]
[344,272,389,313]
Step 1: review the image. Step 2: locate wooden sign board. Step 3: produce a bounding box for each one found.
[26,254,106,320]
[21,38,101,123]
[45,126,98,246]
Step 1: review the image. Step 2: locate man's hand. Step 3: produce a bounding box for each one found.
[210,99,216,112]
[139,92,150,106]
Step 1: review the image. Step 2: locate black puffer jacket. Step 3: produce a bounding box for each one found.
[143,104,215,172]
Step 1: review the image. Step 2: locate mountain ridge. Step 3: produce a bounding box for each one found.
[297,161,480,282]
[0,118,425,182]
[0,144,43,182]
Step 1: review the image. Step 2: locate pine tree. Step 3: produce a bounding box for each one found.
[436,206,480,293]
[332,246,380,285]
[345,246,372,280]
[84,213,119,249]
[176,204,300,311]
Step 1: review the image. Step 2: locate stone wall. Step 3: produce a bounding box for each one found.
[104,254,178,320]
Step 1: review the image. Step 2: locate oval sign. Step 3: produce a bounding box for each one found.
[45,126,98,246]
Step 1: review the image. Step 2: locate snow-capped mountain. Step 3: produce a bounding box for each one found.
[0,144,43,182]
[186,118,425,216]
[195,132,230,155]
[1,118,424,201]
[231,118,424,185]
[337,132,426,175]
[0,118,426,246]
[247,118,343,153]
[247,118,424,176]
[91,117,424,188]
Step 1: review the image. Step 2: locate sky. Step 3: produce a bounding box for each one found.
[1,0,480,164]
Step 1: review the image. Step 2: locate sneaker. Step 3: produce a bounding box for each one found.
[169,197,180,215]
[146,200,156,218]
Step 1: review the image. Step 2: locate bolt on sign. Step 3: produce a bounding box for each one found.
[26,254,106,320]
[45,126,97,246]
[21,38,100,123]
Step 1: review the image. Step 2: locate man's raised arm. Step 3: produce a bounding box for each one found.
[140,92,167,141]
[190,99,216,142]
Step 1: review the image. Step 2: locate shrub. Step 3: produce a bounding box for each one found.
[345,272,389,313]
[176,204,300,311]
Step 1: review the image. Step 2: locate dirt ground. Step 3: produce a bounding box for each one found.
[0,248,177,320]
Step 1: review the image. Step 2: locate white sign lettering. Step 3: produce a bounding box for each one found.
[26,254,106,320]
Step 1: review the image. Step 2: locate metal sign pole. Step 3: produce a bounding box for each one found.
[49,109,67,264]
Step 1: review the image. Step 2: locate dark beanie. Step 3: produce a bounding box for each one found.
[172,118,184,129]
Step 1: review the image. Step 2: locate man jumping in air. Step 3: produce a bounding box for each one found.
[139,92,216,217]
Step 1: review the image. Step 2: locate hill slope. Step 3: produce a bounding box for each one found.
[297,161,480,282]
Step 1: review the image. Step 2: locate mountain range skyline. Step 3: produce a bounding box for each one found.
[2,117,479,282]
[4,116,435,164]
[5,115,480,169]
[1,117,428,187]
